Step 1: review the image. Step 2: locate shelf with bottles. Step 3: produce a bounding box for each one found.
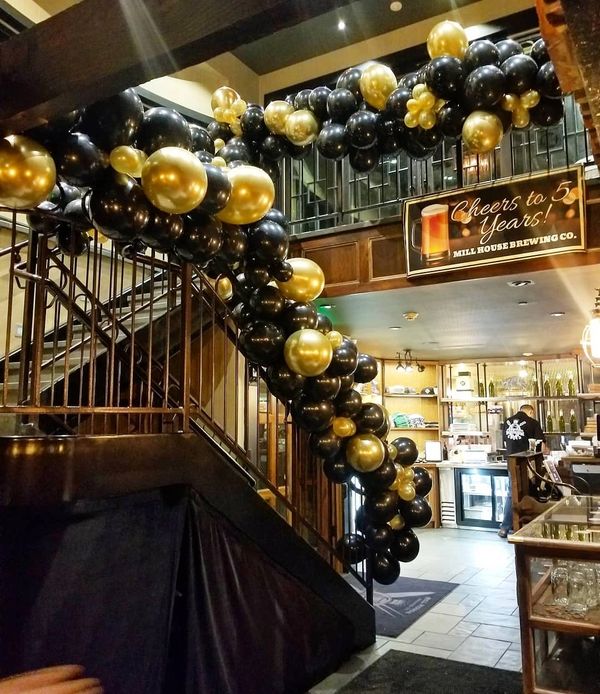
[384,393,438,399]
[390,426,439,432]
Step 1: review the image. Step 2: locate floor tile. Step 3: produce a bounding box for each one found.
[472,623,521,643]
[508,641,521,652]
[477,597,518,615]
[496,649,523,672]
[386,640,451,660]
[448,567,480,583]
[463,609,520,629]
[429,601,474,617]
[390,627,423,644]
[448,621,480,638]
[407,612,463,634]
[448,635,510,667]
[413,630,467,651]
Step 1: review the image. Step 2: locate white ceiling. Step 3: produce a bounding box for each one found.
[315,264,600,361]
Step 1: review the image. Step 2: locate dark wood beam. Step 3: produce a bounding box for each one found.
[0,0,353,133]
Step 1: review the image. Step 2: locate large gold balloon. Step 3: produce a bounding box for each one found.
[398,481,416,502]
[215,275,233,301]
[462,111,504,154]
[327,330,344,349]
[141,147,207,214]
[388,443,398,461]
[359,62,398,110]
[285,109,319,146]
[110,146,147,178]
[216,165,275,225]
[0,135,56,209]
[211,86,240,112]
[276,257,325,302]
[346,433,386,473]
[332,416,356,438]
[284,328,333,377]
[427,20,469,59]
[264,100,295,136]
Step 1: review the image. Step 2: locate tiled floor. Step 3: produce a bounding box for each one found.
[311,527,521,693]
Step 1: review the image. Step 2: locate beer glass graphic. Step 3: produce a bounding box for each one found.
[411,203,450,265]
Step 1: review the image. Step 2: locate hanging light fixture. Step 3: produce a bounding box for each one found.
[581,289,600,366]
[395,350,425,372]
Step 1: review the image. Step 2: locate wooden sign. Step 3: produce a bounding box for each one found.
[404,167,585,277]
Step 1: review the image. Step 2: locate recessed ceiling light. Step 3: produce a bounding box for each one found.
[508,279,534,287]
[403,311,419,321]
[523,352,533,357]
[337,19,346,30]
[518,301,528,306]
[550,311,565,317]
[389,1,403,10]
[389,326,402,330]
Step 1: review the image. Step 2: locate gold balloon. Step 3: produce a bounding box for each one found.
[215,276,233,302]
[211,156,227,168]
[0,135,56,209]
[404,112,419,128]
[417,91,436,110]
[520,89,541,110]
[401,467,415,482]
[406,99,420,114]
[332,416,356,438]
[327,330,344,349]
[276,257,325,302]
[211,86,240,112]
[388,443,398,461]
[213,107,225,122]
[230,121,243,137]
[427,20,469,59]
[264,100,295,136]
[412,84,428,99]
[398,482,416,501]
[214,138,226,152]
[109,146,147,178]
[512,106,530,129]
[232,98,247,117]
[389,514,405,530]
[462,111,504,154]
[345,433,386,473]
[359,62,398,110]
[216,165,275,225]
[141,147,207,214]
[284,328,333,377]
[501,93,519,112]
[285,109,319,146]
[418,110,436,130]
[389,472,402,491]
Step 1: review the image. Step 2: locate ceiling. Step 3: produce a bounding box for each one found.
[315,264,599,361]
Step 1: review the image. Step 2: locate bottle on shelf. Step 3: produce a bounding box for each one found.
[555,374,564,397]
[543,377,551,397]
[488,381,495,397]
[567,374,576,397]
[546,412,554,433]
[478,381,485,398]
[569,409,578,434]
[558,409,566,433]
[533,379,539,397]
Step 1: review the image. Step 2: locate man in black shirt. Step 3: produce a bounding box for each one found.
[499,404,546,538]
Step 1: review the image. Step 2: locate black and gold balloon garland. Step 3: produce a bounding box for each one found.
[0,21,565,584]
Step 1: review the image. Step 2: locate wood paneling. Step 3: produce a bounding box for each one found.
[304,242,359,288]
[370,234,405,280]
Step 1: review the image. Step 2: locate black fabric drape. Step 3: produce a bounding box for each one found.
[0,486,354,694]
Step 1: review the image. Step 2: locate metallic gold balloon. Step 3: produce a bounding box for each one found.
[216,165,275,225]
[211,156,227,168]
[398,482,416,501]
[215,275,233,301]
[417,91,436,110]
[285,109,319,146]
[345,433,386,473]
[389,472,401,491]
[520,89,541,110]
[264,100,295,135]
[427,20,469,59]
[284,328,333,377]
[110,146,147,178]
[141,147,207,214]
[404,112,419,128]
[388,443,398,461]
[359,62,398,110]
[512,107,530,129]
[501,94,519,112]
[214,138,226,152]
[401,467,415,482]
[211,86,240,112]
[232,98,247,117]
[230,121,243,137]
[332,416,356,438]
[462,111,504,154]
[327,330,344,349]
[412,84,428,99]
[0,135,56,209]
[418,110,436,130]
[389,514,405,530]
[276,257,325,302]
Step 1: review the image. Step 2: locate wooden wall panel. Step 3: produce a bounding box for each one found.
[370,234,405,280]
[304,241,360,289]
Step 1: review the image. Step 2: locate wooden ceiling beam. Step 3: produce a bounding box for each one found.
[0,0,353,133]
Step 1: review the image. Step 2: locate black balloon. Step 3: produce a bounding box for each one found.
[372,552,400,585]
[244,257,272,288]
[390,528,420,562]
[412,466,433,497]
[79,88,144,150]
[323,452,354,484]
[198,164,232,214]
[316,313,333,334]
[375,115,402,155]
[463,65,506,109]
[327,88,358,124]
[139,209,183,252]
[305,373,341,401]
[437,101,468,138]
[349,145,380,173]
[266,361,306,400]
[385,87,412,119]
[495,38,523,64]
[248,285,285,319]
[176,213,223,264]
[463,40,500,73]
[54,133,107,187]
[328,339,358,376]
[308,86,332,121]
[402,136,437,160]
[425,56,464,100]
[334,388,362,417]
[247,219,289,263]
[415,126,443,150]
[194,150,213,164]
[345,110,378,149]
[239,321,285,365]
[280,301,318,335]
[338,373,354,392]
[317,123,350,160]
[399,495,432,528]
[26,109,81,147]
[271,260,293,282]
[241,105,267,140]
[355,505,368,533]
[531,38,550,67]
[218,223,247,263]
[207,120,233,142]
[310,428,342,458]
[294,89,312,111]
[360,457,396,492]
[353,353,378,384]
[136,107,192,154]
[189,123,215,154]
[291,397,335,432]
[399,71,419,89]
[355,403,386,434]
[391,436,418,467]
[416,64,429,86]
[364,524,393,552]
[365,489,399,523]
[27,200,61,234]
[501,54,538,95]
[264,208,289,229]
[537,61,561,99]
[336,533,367,565]
[284,141,313,159]
[336,67,363,102]
[261,135,287,162]
[49,182,81,210]
[219,142,250,165]
[373,415,391,440]
[530,97,564,127]
[89,172,150,241]
[57,227,89,257]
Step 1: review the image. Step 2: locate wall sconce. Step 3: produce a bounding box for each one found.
[581,289,600,366]
[396,350,425,372]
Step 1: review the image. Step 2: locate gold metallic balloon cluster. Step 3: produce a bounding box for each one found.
[211,86,247,136]
[501,90,542,128]
[404,84,445,130]
[0,135,56,209]
[264,101,320,147]
[462,111,504,154]
[359,62,398,110]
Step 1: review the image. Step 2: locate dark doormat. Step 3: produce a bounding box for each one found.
[339,650,522,694]
[347,576,456,637]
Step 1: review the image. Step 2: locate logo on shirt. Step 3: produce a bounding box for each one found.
[506,419,526,441]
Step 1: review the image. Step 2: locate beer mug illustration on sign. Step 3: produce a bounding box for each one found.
[411,203,450,265]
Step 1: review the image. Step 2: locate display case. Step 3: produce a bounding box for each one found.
[510,496,600,694]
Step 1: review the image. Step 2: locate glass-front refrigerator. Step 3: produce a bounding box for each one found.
[454,467,509,529]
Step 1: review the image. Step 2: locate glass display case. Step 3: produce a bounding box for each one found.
[454,467,509,528]
[510,496,600,693]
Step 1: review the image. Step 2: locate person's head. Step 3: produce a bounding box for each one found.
[519,404,535,417]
